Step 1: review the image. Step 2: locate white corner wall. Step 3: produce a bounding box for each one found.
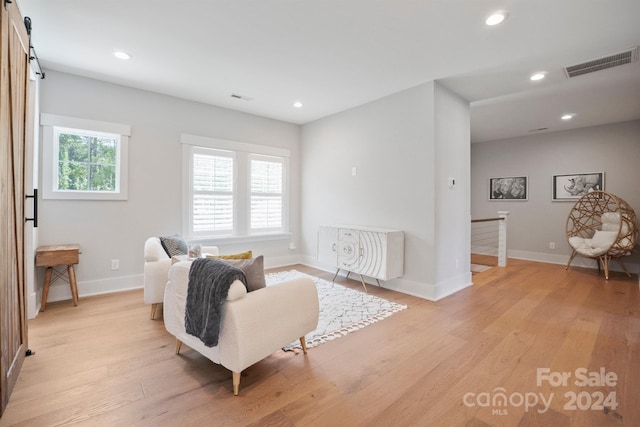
[37,70,301,305]
[301,81,471,300]
[433,83,472,299]
[471,119,640,272]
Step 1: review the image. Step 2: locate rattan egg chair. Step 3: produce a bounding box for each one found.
[565,191,638,279]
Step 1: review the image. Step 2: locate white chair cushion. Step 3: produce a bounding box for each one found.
[601,212,620,224]
[569,230,618,257]
[591,230,618,247]
[601,212,629,234]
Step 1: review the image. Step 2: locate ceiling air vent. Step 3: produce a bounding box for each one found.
[564,47,637,78]
[230,93,254,101]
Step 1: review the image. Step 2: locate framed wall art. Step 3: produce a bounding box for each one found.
[552,172,604,201]
[489,176,528,201]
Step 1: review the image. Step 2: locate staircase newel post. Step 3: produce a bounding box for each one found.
[497,211,509,267]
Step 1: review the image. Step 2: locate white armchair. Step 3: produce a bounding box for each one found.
[143,237,218,319]
[164,261,319,395]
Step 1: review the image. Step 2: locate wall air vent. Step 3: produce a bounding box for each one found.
[564,47,637,78]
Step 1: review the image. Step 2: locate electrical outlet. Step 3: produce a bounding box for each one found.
[549,242,555,250]
[111,259,120,270]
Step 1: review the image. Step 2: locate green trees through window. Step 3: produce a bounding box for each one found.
[57,130,118,191]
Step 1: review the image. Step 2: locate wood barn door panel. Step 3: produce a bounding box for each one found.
[0,1,30,417]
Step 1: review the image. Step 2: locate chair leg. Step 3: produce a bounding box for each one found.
[232,371,241,396]
[300,337,308,354]
[175,338,182,355]
[565,250,578,270]
[614,258,632,278]
[150,303,157,320]
[603,255,610,280]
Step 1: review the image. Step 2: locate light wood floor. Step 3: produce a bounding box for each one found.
[1,260,638,426]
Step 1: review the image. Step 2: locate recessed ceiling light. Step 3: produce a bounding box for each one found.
[561,114,575,120]
[530,72,546,81]
[113,50,132,60]
[293,101,303,108]
[485,11,508,26]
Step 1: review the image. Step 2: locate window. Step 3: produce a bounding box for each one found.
[55,128,118,192]
[191,148,234,235]
[41,114,130,200]
[182,134,289,239]
[250,155,284,231]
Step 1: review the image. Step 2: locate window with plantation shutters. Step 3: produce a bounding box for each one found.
[250,155,283,231]
[182,134,290,240]
[190,148,234,235]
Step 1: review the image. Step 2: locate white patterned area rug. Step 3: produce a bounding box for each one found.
[266,270,408,351]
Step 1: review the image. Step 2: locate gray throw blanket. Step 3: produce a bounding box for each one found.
[185,258,248,347]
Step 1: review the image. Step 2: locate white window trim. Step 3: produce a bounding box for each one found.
[41,113,130,200]
[181,133,290,240]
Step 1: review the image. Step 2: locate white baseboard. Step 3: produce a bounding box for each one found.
[433,272,473,300]
[44,250,631,311]
[41,255,303,308]
[44,274,144,304]
[299,256,472,302]
[28,291,39,320]
[264,254,303,270]
[507,249,640,274]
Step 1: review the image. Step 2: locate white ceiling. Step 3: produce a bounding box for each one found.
[17,0,640,143]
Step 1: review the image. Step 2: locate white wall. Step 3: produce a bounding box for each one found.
[300,81,471,300]
[471,119,640,272]
[39,71,473,304]
[37,70,301,304]
[433,83,471,296]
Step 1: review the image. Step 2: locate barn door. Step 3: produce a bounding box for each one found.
[0,0,30,416]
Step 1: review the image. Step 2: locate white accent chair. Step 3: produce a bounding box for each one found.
[164,261,319,395]
[143,237,219,319]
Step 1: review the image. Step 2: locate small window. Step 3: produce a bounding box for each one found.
[41,114,130,200]
[55,128,119,192]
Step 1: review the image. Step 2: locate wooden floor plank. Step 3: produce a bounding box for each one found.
[1,260,639,426]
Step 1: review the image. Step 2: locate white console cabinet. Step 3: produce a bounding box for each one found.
[317,225,404,291]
